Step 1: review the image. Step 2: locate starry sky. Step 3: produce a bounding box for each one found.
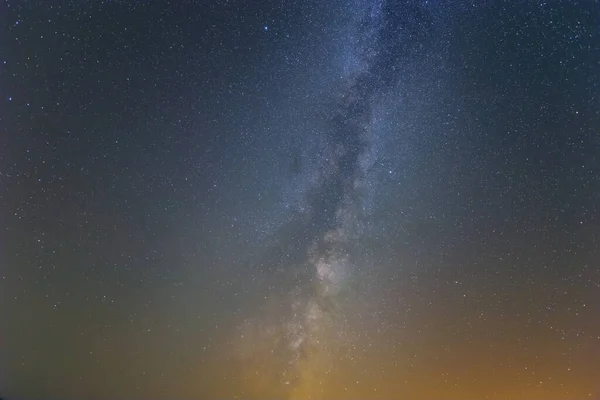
[2,0,600,399]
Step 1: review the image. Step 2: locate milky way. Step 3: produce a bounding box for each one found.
[237,1,437,397]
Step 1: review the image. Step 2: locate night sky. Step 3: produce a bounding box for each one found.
[2,1,600,399]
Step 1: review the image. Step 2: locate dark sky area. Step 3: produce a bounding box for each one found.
[1,1,600,399]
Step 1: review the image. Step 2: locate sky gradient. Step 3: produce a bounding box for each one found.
[2,1,600,399]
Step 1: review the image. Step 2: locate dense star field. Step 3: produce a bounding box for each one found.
[2,1,600,399]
